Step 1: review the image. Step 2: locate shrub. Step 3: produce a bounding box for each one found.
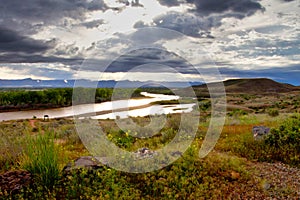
[198,100,211,111]
[228,114,300,166]
[263,114,300,165]
[267,109,279,117]
[228,109,248,117]
[21,131,60,189]
[108,130,135,149]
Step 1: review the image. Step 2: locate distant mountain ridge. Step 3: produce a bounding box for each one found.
[0,78,202,88]
[194,78,299,94]
[1,78,299,92]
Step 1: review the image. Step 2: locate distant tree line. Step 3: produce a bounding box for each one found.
[0,88,142,111]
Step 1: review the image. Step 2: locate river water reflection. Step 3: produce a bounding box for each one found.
[0,92,195,121]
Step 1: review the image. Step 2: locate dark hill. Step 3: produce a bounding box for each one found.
[193,78,299,94]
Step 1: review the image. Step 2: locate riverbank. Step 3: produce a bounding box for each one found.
[0,88,145,113]
[0,103,71,113]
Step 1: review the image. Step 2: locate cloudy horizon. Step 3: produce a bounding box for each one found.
[0,0,299,85]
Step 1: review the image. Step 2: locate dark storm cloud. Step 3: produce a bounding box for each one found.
[0,0,108,24]
[82,27,209,74]
[117,0,144,7]
[0,28,52,53]
[118,0,130,6]
[0,0,113,64]
[131,0,144,7]
[53,42,81,57]
[0,19,43,35]
[128,27,182,43]
[85,48,197,74]
[0,53,83,65]
[137,0,263,38]
[150,12,215,38]
[187,0,264,16]
[0,28,83,64]
[156,0,264,16]
[157,0,181,7]
[107,27,182,50]
[0,0,114,40]
[134,12,220,38]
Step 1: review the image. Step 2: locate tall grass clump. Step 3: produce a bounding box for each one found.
[0,131,23,172]
[22,131,60,189]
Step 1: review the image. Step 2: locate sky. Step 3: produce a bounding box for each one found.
[0,0,299,85]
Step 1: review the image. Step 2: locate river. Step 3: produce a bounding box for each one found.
[0,92,195,121]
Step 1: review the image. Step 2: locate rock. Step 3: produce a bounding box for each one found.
[0,170,32,193]
[63,156,107,171]
[171,151,182,157]
[134,147,157,160]
[252,126,270,140]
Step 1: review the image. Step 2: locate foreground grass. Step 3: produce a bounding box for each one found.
[2,146,256,199]
[0,113,299,199]
[217,114,300,167]
[21,131,60,190]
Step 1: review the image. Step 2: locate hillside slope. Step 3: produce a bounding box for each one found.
[193,78,299,94]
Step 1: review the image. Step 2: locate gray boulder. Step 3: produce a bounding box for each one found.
[134,147,157,160]
[63,156,108,171]
[252,126,270,140]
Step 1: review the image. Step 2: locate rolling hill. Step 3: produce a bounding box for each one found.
[193,78,299,95]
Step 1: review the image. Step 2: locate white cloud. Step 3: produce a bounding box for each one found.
[205,0,300,71]
[73,71,221,82]
[1,0,299,84]
[0,66,51,80]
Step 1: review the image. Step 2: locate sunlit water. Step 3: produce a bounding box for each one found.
[0,92,195,121]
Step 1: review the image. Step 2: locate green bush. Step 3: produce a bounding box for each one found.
[228,114,300,166]
[198,100,211,111]
[22,131,60,189]
[228,109,248,117]
[108,130,135,149]
[263,115,300,165]
[267,109,279,117]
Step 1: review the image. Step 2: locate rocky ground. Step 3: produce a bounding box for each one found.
[0,170,32,195]
[249,161,300,199]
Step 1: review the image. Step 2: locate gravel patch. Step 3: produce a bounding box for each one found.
[249,161,300,199]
